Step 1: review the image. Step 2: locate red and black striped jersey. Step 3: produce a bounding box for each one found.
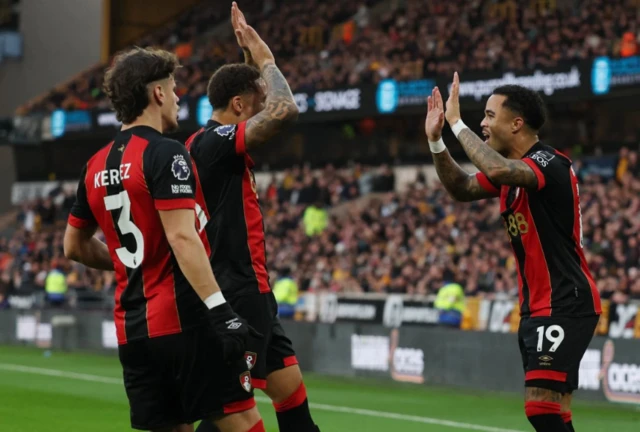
[186,120,270,297]
[68,126,208,345]
[476,142,602,318]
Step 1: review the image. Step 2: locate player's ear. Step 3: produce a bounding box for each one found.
[230,95,244,114]
[151,83,164,106]
[512,117,525,134]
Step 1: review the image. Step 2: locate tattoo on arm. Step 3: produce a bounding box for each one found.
[457,129,538,189]
[525,387,562,403]
[244,64,299,147]
[432,149,496,202]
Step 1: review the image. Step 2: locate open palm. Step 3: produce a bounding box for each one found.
[231,1,248,48]
[425,87,445,141]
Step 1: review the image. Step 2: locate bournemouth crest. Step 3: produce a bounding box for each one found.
[245,351,257,370]
[240,371,252,393]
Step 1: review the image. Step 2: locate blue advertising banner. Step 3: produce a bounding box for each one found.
[591,55,640,96]
[16,57,640,143]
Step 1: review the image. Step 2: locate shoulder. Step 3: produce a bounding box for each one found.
[144,137,189,159]
[144,138,192,175]
[526,145,565,167]
[209,123,239,138]
[199,123,241,145]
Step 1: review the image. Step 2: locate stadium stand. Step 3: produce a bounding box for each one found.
[2,0,639,308]
[1,147,639,308]
[16,0,640,114]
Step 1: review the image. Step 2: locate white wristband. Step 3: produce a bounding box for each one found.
[204,291,226,309]
[451,120,468,138]
[428,138,446,154]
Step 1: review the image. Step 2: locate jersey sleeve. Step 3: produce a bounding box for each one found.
[198,121,247,168]
[145,138,197,211]
[522,149,567,191]
[475,172,500,196]
[68,165,97,229]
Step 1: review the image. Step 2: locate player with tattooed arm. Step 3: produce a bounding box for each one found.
[189,4,319,432]
[425,74,601,432]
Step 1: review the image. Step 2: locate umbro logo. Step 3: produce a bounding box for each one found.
[227,322,242,330]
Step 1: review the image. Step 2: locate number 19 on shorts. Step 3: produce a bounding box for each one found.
[536,325,565,352]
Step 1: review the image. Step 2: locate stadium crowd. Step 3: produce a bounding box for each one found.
[1,148,639,308]
[18,0,640,114]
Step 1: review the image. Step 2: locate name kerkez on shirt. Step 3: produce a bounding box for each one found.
[94,163,131,188]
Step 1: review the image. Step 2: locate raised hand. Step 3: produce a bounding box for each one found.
[425,86,445,142]
[445,72,462,126]
[231,1,248,48]
[231,1,275,69]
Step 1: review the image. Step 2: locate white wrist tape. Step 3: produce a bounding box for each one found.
[428,138,446,154]
[204,291,226,309]
[451,120,469,138]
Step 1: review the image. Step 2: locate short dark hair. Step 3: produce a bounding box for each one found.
[103,47,180,124]
[492,85,547,131]
[207,64,261,110]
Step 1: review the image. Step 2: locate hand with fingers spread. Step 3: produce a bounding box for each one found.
[445,72,462,126]
[425,86,445,142]
[231,1,275,69]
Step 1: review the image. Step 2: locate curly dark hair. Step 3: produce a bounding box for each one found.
[103,47,180,124]
[492,85,547,132]
[207,64,261,110]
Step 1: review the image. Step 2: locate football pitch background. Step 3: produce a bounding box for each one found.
[0,346,638,431]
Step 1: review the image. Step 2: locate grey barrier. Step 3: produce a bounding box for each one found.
[1,310,639,406]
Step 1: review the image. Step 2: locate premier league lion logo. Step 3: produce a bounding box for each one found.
[215,124,236,139]
[171,154,191,181]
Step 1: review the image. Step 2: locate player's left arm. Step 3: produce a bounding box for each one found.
[64,166,114,271]
[456,128,539,189]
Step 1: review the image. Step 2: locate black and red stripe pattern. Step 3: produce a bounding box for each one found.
[500,142,601,318]
[69,126,205,344]
[186,120,272,297]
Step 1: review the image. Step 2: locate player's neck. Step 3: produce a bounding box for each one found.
[121,111,164,134]
[507,135,539,160]
[211,111,239,125]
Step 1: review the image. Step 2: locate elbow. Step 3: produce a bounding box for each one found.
[485,168,509,186]
[283,102,299,124]
[165,228,197,254]
[63,237,80,262]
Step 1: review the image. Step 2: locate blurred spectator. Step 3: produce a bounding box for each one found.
[45,260,67,307]
[19,0,640,114]
[303,200,328,236]
[1,154,639,306]
[273,267,299,318]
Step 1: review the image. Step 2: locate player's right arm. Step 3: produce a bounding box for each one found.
[426,87,498,202]
[148,139,258,359]
[64,165,114,271]
[233,3,299,148]
[146,139,222,301]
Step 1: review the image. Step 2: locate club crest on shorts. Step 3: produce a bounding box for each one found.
[244,352,257,370]
[240,371,252,393]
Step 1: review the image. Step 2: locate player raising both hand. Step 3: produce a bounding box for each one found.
[426,74,601,432]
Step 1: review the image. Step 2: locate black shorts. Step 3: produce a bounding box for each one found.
[118,326,255,431]
[230,291,297,390]
[518,314,599,394]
